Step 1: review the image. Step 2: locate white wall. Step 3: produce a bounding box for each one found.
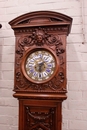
[0,0,87,130]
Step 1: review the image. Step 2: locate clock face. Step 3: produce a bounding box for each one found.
[24,50,56,82]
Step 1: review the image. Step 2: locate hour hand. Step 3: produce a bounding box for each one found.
[38,62,44,72]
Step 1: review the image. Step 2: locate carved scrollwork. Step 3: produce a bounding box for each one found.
[15,67,65,92]
[16,36,34,58]
[16,28,65,58]
[46,34,60,45]
[18,28,46,47]
[15,71,30,90]
[48,69,65,91]
[14,27,66,93]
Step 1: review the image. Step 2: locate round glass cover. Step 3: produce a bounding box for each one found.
[25,50,56,82]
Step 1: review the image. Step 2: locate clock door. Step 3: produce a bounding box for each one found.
[9,11,72,130]
[19,99,62,130]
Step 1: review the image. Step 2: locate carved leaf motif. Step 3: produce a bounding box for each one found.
[15,71,30,90]
[15,67,65,92]
[16,28,65,58]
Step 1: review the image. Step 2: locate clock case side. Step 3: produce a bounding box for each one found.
[9,11,72,100]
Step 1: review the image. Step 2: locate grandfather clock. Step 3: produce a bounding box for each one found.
[9,11,72,130]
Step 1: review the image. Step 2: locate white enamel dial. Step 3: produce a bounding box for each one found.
[25,50,56,82]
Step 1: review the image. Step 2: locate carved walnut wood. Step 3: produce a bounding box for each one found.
[15,30,65,92]
[9,11,72,130]
[9,11,72,99]
[19,99,62,130]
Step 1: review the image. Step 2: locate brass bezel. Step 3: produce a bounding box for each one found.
[21,46,59,84]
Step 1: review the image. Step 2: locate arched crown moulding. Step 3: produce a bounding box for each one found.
[9,11,72,35]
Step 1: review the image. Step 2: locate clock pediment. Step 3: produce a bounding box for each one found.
[9,11,72,35]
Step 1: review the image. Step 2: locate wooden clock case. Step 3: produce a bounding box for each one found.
[9,11,72,130]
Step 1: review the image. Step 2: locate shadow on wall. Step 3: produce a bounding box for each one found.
[62,33,87,129]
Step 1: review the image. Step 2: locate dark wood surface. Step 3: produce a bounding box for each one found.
[0,24,2,28]
[19,99,62,130]
[9,11,72,130]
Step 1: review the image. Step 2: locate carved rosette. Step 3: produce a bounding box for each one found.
[15,28,66,93]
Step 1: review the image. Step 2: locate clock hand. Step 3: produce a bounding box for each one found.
[38,62,44,72]
[38,63,42,72]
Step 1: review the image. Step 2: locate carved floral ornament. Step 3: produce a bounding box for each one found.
[25,106,54,130]
[16,28,65,57]
[15,28,66,92]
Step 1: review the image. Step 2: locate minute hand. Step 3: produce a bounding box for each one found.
[38,62,44,72]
